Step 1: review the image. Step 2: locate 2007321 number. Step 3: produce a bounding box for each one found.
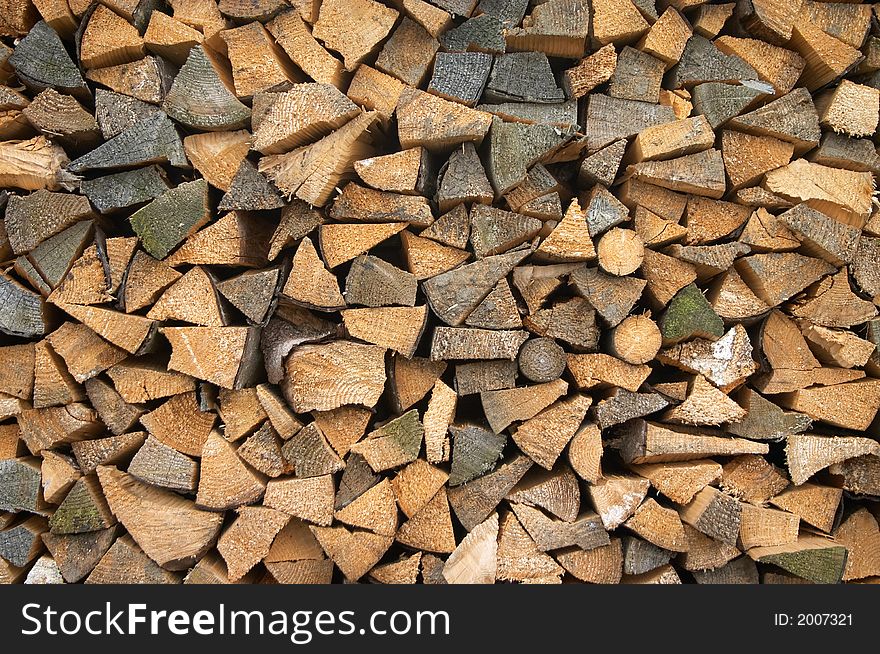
[774,614,853,626]
[798,614,852,626]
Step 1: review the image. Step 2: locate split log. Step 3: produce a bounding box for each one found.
[789,19,862,92]
[828,455,880,497]
[283,341,386,413]
[218,22,299,101]
[196,431,266,511]
[630,460,721,505]
[392,459,448,518]
[260,111,378,207]
[83,378,142,436]
[627,115,715,164]
[588,475,650,531]
[281,422,344,478]
[593,390,669,431]
[398,87,493,154]
[0,515,47,570]
[626,149,726,199]
[163,210,270,268]
[785,432,880,485]
[162,46,250,131]
[568,353,651,393]
[578,140,626,188]
[562,44,617,98]
[790,269,876,329]
[584,94,676,152]
[554,538,622,583]
[350,410,423,472]
[447,454,531,531]
[455,359,517,395]
[510,393,590,469]
[442,514,498,584]
[389,356,446,412]
[97,466,222,570]
[395,488,456,554]
[725,87,819,155]
[331,183,433,228]
[810,133,880,175]
[496,510,563,583]
[483,117,573,195]
[163,326,262,389]
[590,0,648,46]
[570,267,646,327]
[183,130,250,192]
[747,535,847,584]
[721,130,794,191]
[623,536,673,577]
[23,555,64,584]
[356,148,431,196]
[346,65,405,125]
[253,84,358,155]
[22,89,99,151]
[638,8,692,67]
[310,524,392,582]
[440,15,505,54]
[9,21,89,101]
[663,374,746,426]
[375,18,439,88]
[834,509,880,582]
[503,0,588,58]
[678,486,742,545]
[624,499,688,553]
[140,392,216,457]
[670,35,758,89]
[726,388,811,441]
[721,454,789,505]
[764,159,872,225]
[42,526,119,583]
[129,179,210,260]
[771,483,841,534]
[268,10,345,87]
[19,404,103,453]
[512,503,608,552]
[264,475,335,526]
[0,457,47,513]
[691,556,756,584]
[128,435,198,493]
[86,534,181,584]
[71,431,145,474]
[312,0,397,71]
[80,5,144,70]
[49,473,115,535]
[507,465,579,522]
[739,504,799,550]
[448,424,506,487]
[144,11,204,66]
[618,420,769,464]
[85,56,174,106]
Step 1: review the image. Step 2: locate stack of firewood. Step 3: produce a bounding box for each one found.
[0,0,879,586]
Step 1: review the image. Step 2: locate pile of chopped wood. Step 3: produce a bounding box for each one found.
[1,0,879,586]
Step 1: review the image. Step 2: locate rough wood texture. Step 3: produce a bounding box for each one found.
[97,466,222,570]
[0,0,877,588]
